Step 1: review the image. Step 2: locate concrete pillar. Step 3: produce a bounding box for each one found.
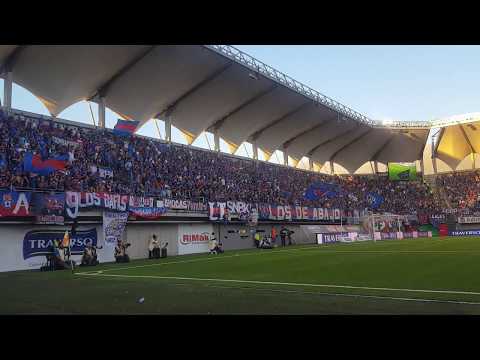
[420,159,425,175]
[3,71,12,110]
[373,161,379,174]
[165,116,172,143]
[330,161,335,175]
[214,130,220,152]
[309,157,314,171]
[283,147,288,166]
[98,97,106,128]
[432,157,438,174]
[252,141,258,160]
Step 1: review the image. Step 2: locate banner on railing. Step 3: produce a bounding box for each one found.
[103,212,128,246]
[32,193,65,224]
[129,206,168,219]
[0,191,32,217]
[65,192,129,218]
[65,191,206,218]
[163,199,207,212]
[208,201,341,223]
[457,216,480,224]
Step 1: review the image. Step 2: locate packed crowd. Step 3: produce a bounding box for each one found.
[436,171,480,210]
[0,109,440,214]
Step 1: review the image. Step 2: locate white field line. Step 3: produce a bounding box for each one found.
[204,284,480,307]
[78,246,480,275]
[79,247,314,274]
[76,272,480,297]
[299,250,480,254]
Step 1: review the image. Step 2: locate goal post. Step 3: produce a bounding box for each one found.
[363,213,407,242]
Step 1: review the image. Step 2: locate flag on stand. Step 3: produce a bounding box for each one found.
[366,192,384,209]
[113,119,140,136]
[304,182,339,201]
[23,153,69,176]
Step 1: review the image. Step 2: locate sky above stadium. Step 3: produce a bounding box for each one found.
[1,45,480,160]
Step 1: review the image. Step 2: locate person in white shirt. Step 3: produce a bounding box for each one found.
[209,232,217,255]
[148,234,160,259]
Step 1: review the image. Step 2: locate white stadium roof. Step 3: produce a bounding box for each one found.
[0,45,475,174]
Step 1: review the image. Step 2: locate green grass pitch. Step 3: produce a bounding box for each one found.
[3,236,480,314]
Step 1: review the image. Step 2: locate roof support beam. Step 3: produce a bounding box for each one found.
[3,70,12,110]
[432,127,444,159]
[307,125,360,156]
[329,129,373,163]
[155,62,233,119]
[248,101,311,141]
[165,115,172,143]
[89,46,157,100]
[418,140,426,163]
[98,97,106,128]
[214,130,220,152]
[207,84,277,132]
[283,146,289,166]
[252,140,258,160]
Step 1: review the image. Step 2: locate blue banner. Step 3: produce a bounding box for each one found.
[304,182,339,201]
[366,192,384,209]
[129,206,168,219]
[32,193,65,217]
[23,228,97,259]
[449,230,480,236]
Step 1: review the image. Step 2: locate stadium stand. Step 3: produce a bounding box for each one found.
[0,108,438,215]
[435,170,480,211]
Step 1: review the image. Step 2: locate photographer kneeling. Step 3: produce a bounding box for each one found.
[115,240,131,263]
[81,244,103,266]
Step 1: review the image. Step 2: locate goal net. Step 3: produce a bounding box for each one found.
[361,213,408,241]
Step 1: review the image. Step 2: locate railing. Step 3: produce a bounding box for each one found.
[204,45,378,127]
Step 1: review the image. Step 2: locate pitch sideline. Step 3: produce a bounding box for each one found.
[76,271,480,297]
[78,245,480,275]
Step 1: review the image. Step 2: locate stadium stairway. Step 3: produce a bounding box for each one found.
[424,175,456,231]
[424,174,452,211]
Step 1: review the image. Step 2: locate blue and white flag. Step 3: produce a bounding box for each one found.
[366,192,384,209]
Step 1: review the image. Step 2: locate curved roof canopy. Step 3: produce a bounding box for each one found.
[0,45,432,173]
[433,113,480,170]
